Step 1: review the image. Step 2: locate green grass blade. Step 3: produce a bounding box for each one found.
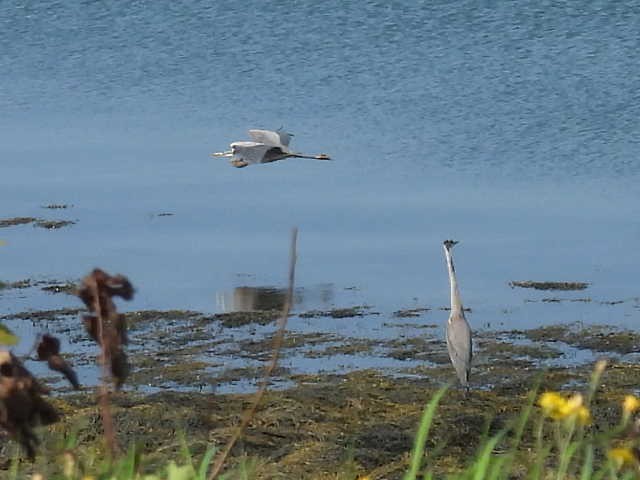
[114,445,138,479]
[556,440,580,480]
[472,433,504,480]
[579,444,593,480]
[485,454,508,480]
[197,447,217,479]
[178,431,193,467]
[528,445,551,480]
[403,385,448,480]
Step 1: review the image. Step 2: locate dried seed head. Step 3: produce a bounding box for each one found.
[36,334,60,360]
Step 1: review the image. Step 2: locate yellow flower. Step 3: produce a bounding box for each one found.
[575,405,591,425]
[594,359,608,376]
[63,451,76,478]
[623,395,640,415]
[538,392,566,419]
[538,392,591,425]
[608,447,638,469]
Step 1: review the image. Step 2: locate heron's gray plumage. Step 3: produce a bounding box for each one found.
[212,129,330,168]
[248,129,292,149]
[228,141,286,166]
[446,311,472,386]
[443,240,472,388]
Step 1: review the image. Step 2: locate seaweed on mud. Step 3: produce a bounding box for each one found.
[524,297,592,303]
[384,321,438,329]
[33,219,76,230]
[0,279,32,290]
[0,217,75,230]
[223,332,336,361]
[129,357,213,388]
[1,279,79,295]
[214,310,281,328]
[0,308,82,321]
[125,309,203,327]
[392,307,430,318]
[41,204,71,209]
[386,336,449,363]
[303,339,374,358]
[212,366,291,386]
[41,282,77,295]
[475,337,562,361]
[520,323,640,354]
[509,280,589,291]
[299,306,377,319]
[0,217,37,228]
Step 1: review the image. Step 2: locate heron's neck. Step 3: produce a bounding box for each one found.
[291,153,325,160]
[445,249,463,314]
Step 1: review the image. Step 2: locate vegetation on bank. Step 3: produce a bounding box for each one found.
[1,359,640,479]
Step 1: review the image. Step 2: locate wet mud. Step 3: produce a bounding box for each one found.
[2,304,640,478]
[9,360,640,479]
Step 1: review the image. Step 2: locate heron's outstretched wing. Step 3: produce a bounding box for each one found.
[446,314,472,385]
[230,142,288,165]
[248,129,292,149]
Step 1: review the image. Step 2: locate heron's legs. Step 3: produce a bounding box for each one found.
[230,159,249,168]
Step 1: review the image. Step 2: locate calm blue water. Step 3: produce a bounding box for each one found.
[2,0,640,337]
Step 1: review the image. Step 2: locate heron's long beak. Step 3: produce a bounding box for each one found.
[211,151,233,158]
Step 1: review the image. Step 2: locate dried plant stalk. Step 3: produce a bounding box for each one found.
[208,227,298,480]
[77,268,134,458]
[88,273,118,458]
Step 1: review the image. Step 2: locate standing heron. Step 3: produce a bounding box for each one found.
[212,129,331,168]
[443,240,472,389]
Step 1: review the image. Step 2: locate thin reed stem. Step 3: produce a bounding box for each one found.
[89,278,118,458]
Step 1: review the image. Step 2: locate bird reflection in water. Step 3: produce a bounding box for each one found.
[216,284,334,313]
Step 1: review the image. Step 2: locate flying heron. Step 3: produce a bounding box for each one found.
[443,240,472,389]
[212,129,331,168]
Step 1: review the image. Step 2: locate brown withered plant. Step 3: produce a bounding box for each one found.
[0,350,59,459]
[77,268,134,457]
[36,334,80,390]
